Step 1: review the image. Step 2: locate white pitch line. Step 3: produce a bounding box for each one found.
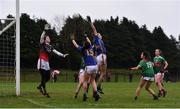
[20,98,56,108]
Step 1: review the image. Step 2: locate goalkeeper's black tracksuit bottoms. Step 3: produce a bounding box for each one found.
[38,69,50,93]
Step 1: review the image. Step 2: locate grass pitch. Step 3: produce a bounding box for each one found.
[0,82,180,108]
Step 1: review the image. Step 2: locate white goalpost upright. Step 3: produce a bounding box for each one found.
[16,0,20,96]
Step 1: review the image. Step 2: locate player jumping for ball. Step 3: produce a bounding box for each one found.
[130,51,158,100]
[71,34,100,101]
[87,16,107,94]
[153,49,168,97]
[37,24,68,97]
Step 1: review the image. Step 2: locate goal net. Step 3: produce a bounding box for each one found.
[0,19,16,96]
[0,0,20,96]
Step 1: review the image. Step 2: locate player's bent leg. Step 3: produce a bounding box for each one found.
[91,73,100,101]
[160,73,167,97]
[75,73,84,99]
[97,64,106,94]
[135,77,146,100]
[87,78,91,93]
[37,69,44,95]
[42,70,51,98]
[155,73,164,97]
[82,73,89,101]
[145,81,158,100]
[74,82,83,99]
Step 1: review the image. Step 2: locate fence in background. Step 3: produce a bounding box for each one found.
[20,69,179,83]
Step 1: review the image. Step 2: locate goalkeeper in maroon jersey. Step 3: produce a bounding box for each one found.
[37,24,68,97]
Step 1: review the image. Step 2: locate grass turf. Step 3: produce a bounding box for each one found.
[0,82,180,108]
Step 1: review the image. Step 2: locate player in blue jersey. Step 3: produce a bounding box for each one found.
[71,34,100,101]
[87,16,107,94]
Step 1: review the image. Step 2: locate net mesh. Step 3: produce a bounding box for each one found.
[0,19,16,95]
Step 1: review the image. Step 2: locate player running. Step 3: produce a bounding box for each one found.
[153,49,168,97]
[87,16,107,94]
[37,24,68,97]
[130,51,158,100]
[71,34,100,101]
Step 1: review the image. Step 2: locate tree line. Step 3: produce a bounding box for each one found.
[1,13,180,74]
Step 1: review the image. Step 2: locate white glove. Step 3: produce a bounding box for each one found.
[63,54,69,58]
[44,24,50,30]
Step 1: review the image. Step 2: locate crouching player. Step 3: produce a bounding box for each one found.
[37,24,68,97]
[130,51,158,100]
[71,34,100,101]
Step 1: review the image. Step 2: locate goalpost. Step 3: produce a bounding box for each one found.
[16,0,20,96]
[0,0,20,96]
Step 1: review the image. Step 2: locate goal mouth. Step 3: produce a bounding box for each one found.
[0,18,16,96]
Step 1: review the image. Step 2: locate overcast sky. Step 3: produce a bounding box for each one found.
[0,0,179,39]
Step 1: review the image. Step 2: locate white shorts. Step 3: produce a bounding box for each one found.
[79,69,85,78]
[155,72,164,83]
[85,65,98,74]
[96,54,107,66]
[37,59,50,71]
[142,76,154,82]
[79,69,85,74]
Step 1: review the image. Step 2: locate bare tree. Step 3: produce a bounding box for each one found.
[53,15,66,35]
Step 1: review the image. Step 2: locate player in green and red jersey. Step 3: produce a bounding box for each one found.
[153,49,168,97]
[130,51,158,100]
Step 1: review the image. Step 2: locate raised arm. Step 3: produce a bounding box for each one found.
[90,23,98,35]
[71,34,79,48]
[40,24,50,44]
[87,16,98,36]
[40,31,46,44]
[84,34,91,45]
[130,66,141,70]
[72,40,79,48]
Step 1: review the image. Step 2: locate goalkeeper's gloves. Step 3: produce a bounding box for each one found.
[63,54,69,58]
[44,24,50,30]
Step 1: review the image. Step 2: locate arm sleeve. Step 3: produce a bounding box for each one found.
[138,61,143,68]
[52,49,64,57]
[161,57,166,62]
[45,44,54,53]
[40,31,46,44]
[77,46,83,52]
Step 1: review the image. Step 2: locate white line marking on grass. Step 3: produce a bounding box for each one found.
[20,98,56,108]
